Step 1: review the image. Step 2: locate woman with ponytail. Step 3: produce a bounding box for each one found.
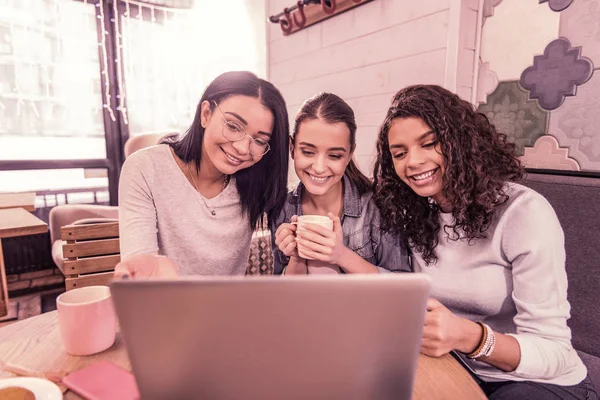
[271,93,410,275]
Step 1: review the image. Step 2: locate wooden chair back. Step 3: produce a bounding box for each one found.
[61,221,119,290]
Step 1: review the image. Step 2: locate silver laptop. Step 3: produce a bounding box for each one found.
[110,274,430,400]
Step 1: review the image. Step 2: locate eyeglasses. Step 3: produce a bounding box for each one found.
[212,101,271,157]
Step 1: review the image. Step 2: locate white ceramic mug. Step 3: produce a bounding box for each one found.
[294,215,334,260]
[56,286,116,356]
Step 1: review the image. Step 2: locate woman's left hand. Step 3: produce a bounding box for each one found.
[295,212,348,265]
[421,298,480,358]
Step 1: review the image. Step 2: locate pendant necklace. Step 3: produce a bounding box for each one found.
[187,164,229,216]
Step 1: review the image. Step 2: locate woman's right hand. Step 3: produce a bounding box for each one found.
[113,254,178,279]
[275,215,299,257]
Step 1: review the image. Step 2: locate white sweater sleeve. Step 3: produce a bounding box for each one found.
[501,191,578,380]
[118,152,159,259]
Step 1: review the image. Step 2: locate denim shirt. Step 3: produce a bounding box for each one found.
[270,175,411,274]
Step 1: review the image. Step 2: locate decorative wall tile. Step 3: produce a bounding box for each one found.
[483,0,504,18]
[539,0,574,12]
[478,81,549,155]
[520,135,580,170]
[520,39,593,111]
[559,0,600,67]
[549,73,600,171]
[481,0,560,80]
[476,62,499,106]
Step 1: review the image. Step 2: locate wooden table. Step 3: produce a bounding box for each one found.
[0,192,36,212]
[0,312,487,399]
[0,208,48,317]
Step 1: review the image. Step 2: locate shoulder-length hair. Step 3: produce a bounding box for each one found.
[373,85,523,264]
[292,92,372,195]
[163,71,289,230]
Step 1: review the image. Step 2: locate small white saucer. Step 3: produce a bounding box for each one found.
[0,377,62,400]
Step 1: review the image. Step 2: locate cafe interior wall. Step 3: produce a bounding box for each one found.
[268,0,600,179]
[267,0,481,184]
[477,0,600,174]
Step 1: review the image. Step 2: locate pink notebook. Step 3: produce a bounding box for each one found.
[63,361,140,400]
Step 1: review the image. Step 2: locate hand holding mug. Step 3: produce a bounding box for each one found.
[296,213,346,265]
[275,215,299,257]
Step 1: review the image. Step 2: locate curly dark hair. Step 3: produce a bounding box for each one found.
[373,85,524,265]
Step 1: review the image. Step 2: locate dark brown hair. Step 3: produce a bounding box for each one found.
[373,85,524,264]
[292,92,372,195]
[162,71,289,230]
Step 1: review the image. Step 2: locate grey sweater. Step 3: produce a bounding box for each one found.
[412,182,587,385]
[118,144,252,276]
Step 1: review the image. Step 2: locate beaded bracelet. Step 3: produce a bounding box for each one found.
[466,322,495,360]
[465,322,486,358]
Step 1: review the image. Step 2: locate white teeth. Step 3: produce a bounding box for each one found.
[308,174,328,183]
[412,169,436,180]
[225,152,242,164]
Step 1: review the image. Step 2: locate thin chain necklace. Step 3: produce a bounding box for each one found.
[187,164,230,216]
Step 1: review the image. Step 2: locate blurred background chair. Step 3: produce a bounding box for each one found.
[60,220,119,290]
[123,131,178,159]
[50,205,118,275]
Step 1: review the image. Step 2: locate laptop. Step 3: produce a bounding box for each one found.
[110,274,430,400]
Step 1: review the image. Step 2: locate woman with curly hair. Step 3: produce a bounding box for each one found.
[373,85,596,399]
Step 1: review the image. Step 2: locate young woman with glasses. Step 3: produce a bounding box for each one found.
[116,71,289,277]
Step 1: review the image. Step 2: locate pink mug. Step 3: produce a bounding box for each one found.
[56,286,116,356]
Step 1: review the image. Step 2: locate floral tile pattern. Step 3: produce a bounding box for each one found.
[520,38,593,111]
[481,0,600,172]
[559,0,600,67]
[539,0,574,12]
[548,73,600,171]
[481,0,560,81]
[520,135,580,170]
[478,81,549,156]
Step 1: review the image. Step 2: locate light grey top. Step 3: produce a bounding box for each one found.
[412,182,587,385]
[118,144,251,276]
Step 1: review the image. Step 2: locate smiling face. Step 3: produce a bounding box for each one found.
[292,118,353,196]
[200,95,274,175]
[388,117,447,206]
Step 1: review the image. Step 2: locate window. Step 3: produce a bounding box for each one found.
[0,0,267,206]
[120,0,267,136]
[0,0,105,160]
